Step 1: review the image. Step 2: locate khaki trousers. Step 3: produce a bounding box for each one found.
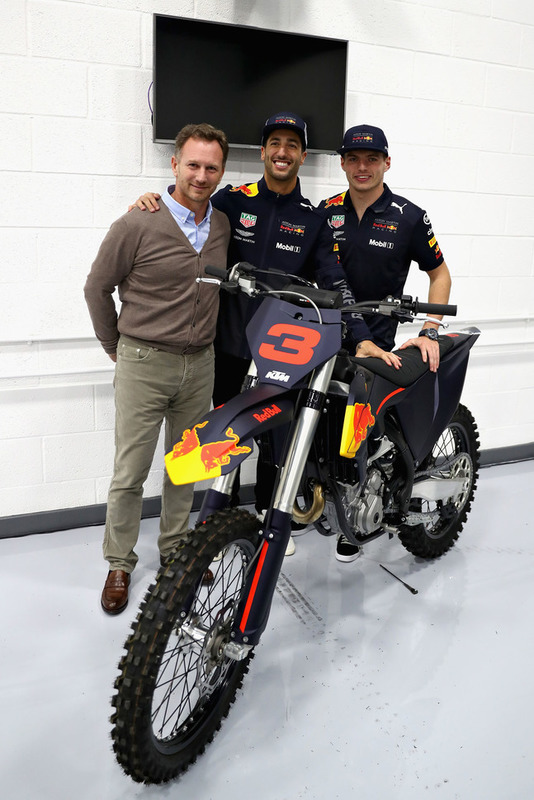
[103,336,214,572]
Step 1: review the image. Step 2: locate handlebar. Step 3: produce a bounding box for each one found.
[203,264,457,321]
[344,295,457,319]
[204,263,343,309]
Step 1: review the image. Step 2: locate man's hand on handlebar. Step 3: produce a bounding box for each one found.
[128,192,161,213]
[355,340,402,370]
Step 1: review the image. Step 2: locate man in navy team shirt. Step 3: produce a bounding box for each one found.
[320,124,452,561]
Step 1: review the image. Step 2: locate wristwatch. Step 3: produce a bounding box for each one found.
[418,328,439,341]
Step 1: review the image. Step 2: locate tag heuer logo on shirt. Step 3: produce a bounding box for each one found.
[329,215,345,229]
[240,213,257,228]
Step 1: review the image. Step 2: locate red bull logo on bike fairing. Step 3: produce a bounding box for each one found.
[339,402,376,457]
[165,422,251,484]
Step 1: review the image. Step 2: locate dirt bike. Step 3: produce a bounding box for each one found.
[110,262,480,784]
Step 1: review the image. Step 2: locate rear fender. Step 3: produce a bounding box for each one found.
[165,384,295,485]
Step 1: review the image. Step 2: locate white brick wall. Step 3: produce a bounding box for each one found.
[0,0,533,522]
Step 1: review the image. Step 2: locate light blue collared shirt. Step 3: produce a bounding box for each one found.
[161,189,213,253]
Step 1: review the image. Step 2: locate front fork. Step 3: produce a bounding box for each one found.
[199,357,337,649]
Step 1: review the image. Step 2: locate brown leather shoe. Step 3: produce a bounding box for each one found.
[202,568,214,585]
[101,569,130,615]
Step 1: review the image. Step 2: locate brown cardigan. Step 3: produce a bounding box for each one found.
[84,203,230,354]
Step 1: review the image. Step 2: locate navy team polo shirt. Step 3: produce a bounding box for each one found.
[319,184,445,350]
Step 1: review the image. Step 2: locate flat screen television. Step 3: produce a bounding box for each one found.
[153,15,347,153]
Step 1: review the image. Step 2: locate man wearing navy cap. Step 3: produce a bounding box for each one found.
[320,124,452,562]
[321,124,451,366]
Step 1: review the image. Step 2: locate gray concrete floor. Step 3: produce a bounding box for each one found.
[1,460,533,799]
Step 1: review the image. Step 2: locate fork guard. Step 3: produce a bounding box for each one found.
[165,384,295,485]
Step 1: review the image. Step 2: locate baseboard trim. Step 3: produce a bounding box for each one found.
[0,485,255,540]
[479,442,534,467]
[1,445,532,540]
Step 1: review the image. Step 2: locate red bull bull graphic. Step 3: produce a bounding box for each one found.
[165,423,251,485]
[170,421,208,458]
[339,402,376,457]
[323,192,346,209]
[230,182,259,197]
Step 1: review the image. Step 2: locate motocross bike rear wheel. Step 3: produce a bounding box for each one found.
[398,404,479,559]
[110,508,261,784]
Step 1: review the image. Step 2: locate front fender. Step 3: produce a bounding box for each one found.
[165,384,295,485]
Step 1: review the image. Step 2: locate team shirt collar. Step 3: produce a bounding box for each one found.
[258,175,304,202]
[344,183,393,214]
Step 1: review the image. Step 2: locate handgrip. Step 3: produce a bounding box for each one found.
[285,284,343,309]
[204,265,228,280]
[414,301,457,317]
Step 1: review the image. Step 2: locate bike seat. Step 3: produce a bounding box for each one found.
[334,336,455,388]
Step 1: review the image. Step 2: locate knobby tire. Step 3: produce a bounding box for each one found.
[110,508,261,784]
[398,403,480,558]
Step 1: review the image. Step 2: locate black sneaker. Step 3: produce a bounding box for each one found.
[335,534,362,563]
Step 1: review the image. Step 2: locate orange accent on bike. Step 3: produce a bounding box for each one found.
[376,387,405,415]
[239,540,269,633]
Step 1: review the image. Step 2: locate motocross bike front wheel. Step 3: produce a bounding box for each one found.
[110,508,261,784]
[398,403,479,558]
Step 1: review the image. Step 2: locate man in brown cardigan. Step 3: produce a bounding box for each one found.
[84,123,230,615]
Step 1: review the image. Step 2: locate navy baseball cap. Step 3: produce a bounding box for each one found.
[337,125,389,155]
[262,112,307,150]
